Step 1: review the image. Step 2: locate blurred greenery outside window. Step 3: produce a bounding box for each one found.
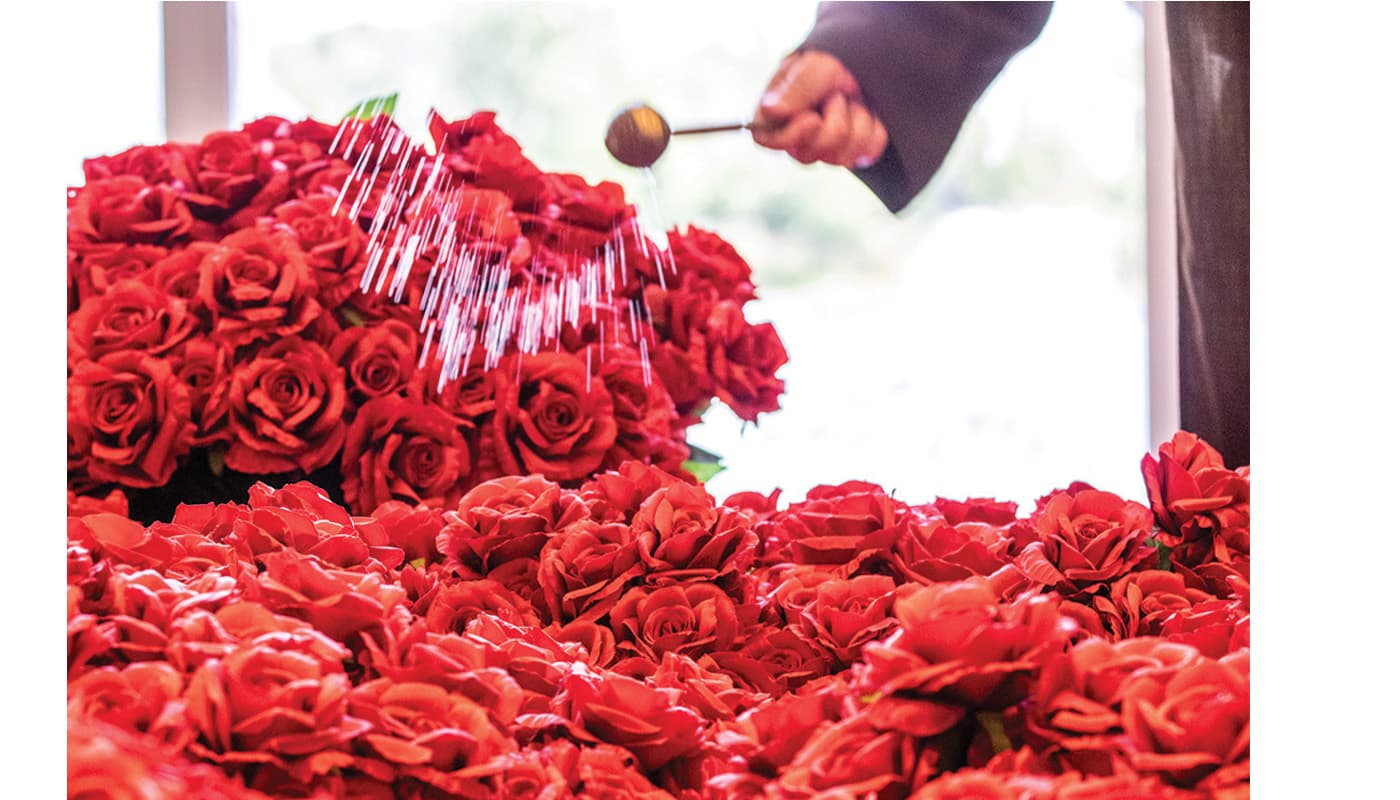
[231,1,1149,508]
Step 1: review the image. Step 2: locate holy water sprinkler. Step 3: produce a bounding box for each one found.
[605,104,764,168]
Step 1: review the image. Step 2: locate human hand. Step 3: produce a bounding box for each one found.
[752,50,889,169]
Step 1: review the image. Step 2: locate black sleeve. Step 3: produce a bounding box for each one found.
[800,1,1053,212]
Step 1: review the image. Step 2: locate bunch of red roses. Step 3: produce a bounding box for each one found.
[66,111,787,523]
[68,431,1248,798]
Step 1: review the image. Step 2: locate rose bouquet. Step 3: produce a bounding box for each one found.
[67,431,1249,798]
[66,110,787,523]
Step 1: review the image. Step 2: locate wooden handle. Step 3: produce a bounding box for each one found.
[670,122,751,136]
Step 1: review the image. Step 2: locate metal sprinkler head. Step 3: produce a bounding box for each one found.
[605,104,763,168]
[605,104,673,168]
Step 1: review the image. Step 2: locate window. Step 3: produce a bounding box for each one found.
[100,1,1153,509]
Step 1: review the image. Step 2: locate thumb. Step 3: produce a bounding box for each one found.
[757,51,859,122]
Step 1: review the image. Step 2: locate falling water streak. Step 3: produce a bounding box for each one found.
[327,104,361,158]
[626,298,641,345]
[364,139,416,250]
[361,151,425,294]
[348,131,394,221]
[638,336,652,386]
[418,319,437,369]
[336,111,701,392]
[638,167,679,291]
[337,132,380,218]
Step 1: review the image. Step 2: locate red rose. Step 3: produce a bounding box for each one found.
[460,615,582,709]
[224,337,347,474]
[929,496,1020,525]
[69,716,270,800]
[437,475,588,600]
[477,743,576,800]
[1140,432,1225,532]
[239,117,337,183]
[668,225,757,303]
[526,173,632,253]
[594,346,689,474]
[69,176,196,245]
[421,185,530,261]
[705,624,833,694]
[196,227,321,347]
[551,670,706,773]
[346,679,517,796]
[791,574,899,665]
[539,518,645,624]
[72,242,169,302]
[579,460,696,523]
[168,337,233,446]
[1140,433,1249,567]
[67,488,130,519]
[182,129,292,227]
[611,583,741,662]
[861,580,1071,738]
[431,111,547,201]
[547,619,619,669]
[1015,489,1156,594]
[770,482,912,571]
[776,716,919,797]
[1028,637,1204,776]
[645,651,761,722]
[167,601,352,675]
[69,512,180,572]
[69,351,194,488]
[68,278,197,365]
[255,549,406,643]
[145,242,216,301]
[492,352,618,482]
[705,687,845,796]
[702,301,787,421]
[631,480,758,591]
[1159,597,1249,658]
[411,352,498,426]
[908,770,1056,800]
[272,194,368,307]
[644,285,717,415]
[329,319,420,405]
[1085,570,1216,643]
[573,744,677,799]
[341,396,474,514]
[246,480,405,566]
[67,661,189,746]
[82,142,197,185]
[370,501,447,564]
[424,580,541,633]
[184,636,368,766]
[1121,649,1249,788]
[895,518,1010,586]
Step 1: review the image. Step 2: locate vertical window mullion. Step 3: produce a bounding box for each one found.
[162,1,232,142]
[1144,1,1181,445]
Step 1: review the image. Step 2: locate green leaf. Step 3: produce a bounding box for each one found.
[975,711,1013,754]
[409,557,426,570]
[340,307,368,327]
[343,93,399,121]
[682,460,724,484]
[208,447,226,478]
[686,442,722,464]
[1147,537,1173,571]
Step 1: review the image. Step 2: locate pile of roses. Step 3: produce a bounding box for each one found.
[66,110,787,523]
[67,431,1249,798]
